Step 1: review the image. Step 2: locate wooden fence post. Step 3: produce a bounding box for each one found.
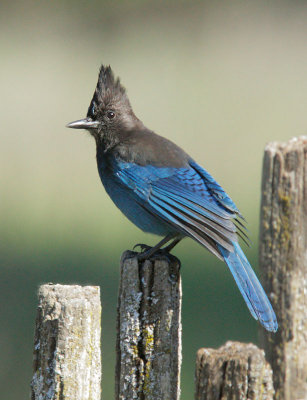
[259,136,307,400]
[195,341,274,400]
[31,284,101,400]
[115,251,182,400]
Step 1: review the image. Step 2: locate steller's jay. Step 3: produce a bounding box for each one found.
[67,65,277,332]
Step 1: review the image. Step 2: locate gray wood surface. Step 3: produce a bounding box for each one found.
[195,341,274,400]
[115,251,182,400]
[259,136,307,400]
[30,284,101,400]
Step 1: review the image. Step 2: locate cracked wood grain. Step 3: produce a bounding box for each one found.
[115,251,182,400]
[195,341,274,400]
[259,136,307,400]
[30,284,101,400]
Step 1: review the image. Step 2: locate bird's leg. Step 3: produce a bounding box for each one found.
[162,237,182,253]
[136,233,177,261]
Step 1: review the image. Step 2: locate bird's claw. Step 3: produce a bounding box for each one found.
[135,247,173,262]
[133,243,152,252]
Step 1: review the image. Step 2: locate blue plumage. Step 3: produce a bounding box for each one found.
[67,65,278,332]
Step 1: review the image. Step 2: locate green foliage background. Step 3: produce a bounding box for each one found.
[1,1,306,398]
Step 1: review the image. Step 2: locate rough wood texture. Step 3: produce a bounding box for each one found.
[115,251,182,400]
[195,341,274,400]
[31,284,101,400]
[259,136,307,400]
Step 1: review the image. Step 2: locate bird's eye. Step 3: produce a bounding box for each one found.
[107,111,115,120]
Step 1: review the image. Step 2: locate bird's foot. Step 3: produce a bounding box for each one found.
[133,243,152,252]
[134,244,172,262]
[133,235,181,262]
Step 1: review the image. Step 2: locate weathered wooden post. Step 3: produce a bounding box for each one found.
[259,136,307,400]
[115,251,182,400]
[195,341,274,400]
[31,284,101,400]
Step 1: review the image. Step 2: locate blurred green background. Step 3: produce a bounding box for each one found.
[1,0,306,398]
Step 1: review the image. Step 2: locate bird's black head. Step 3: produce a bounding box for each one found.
[67,65,140,139]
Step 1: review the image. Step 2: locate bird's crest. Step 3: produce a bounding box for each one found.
[88,65,129,116]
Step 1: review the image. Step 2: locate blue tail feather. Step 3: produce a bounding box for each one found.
[218,242,278,332]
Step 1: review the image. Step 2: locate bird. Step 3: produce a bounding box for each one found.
[67,65,277,332]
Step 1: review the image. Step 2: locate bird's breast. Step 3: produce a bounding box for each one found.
[96,158,175,236]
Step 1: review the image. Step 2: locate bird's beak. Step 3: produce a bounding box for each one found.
[66,118,100,130]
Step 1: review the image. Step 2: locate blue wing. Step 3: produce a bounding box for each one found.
[114,159,277,332]
[116,163,236,256]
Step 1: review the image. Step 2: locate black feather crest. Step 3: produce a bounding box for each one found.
[97,65,126,98]
[87,65,130,117]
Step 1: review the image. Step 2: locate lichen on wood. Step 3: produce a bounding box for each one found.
[31,284,101,400]
[259,136,307,400]
[195,341,274,400]
[115,251,182,400]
